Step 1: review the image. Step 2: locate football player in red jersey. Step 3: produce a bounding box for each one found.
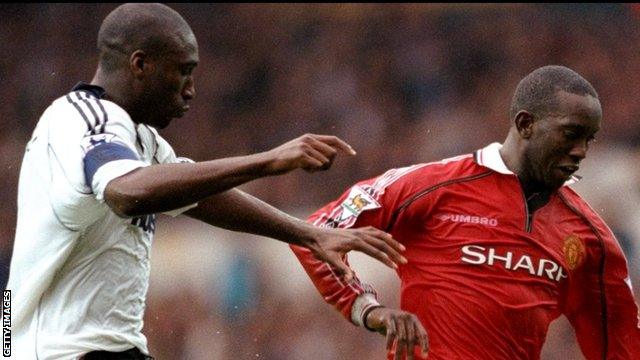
[292,65,640,359]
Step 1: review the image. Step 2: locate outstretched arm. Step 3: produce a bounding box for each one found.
[102,134,355,217]
[292,166,430,359]
[185,188,407,280]
[292,243,428,360]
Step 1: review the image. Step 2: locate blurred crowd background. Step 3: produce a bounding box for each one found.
[2,3,640,359]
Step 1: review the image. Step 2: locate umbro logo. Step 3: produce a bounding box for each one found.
[437,213,498,227]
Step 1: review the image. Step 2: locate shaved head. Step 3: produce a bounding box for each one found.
[92,3,199,129]
[509,65,598,120]
[97,3,196,72]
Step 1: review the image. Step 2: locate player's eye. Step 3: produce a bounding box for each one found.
[181,65,196,76]
[563,130,579,140]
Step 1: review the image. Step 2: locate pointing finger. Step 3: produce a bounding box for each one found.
[305,136,340,159]
[313,134,357,155]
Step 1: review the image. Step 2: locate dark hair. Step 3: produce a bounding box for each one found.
[509,65,598,119]
[97,3,193,73]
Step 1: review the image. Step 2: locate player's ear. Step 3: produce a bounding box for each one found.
[514,110,535,139]
[129,50,152,80]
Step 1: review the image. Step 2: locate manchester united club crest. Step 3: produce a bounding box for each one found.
[562,234,585,270]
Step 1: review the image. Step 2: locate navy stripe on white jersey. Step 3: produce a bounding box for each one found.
[66,91,108,135]
[92,93,109,134]
[66,93,93,131]
[79,89,110,134]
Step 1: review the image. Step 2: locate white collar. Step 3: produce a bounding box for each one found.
[474,142,580,186]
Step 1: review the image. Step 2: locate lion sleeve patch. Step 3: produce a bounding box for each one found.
[337,186,381,221]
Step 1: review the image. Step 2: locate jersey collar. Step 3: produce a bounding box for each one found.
[473,142,581,186]
[71,82,106,99]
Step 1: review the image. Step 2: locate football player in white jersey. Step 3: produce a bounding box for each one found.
[6,4,407,359]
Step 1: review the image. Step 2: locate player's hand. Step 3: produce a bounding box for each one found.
[366,307,429,360]
[261,133,356,175]
[304,226,407,281]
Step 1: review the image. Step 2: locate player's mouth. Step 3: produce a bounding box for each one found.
[175,105,190,117]
[557,165,579,179]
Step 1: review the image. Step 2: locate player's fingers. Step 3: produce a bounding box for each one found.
[324,254,354,282]
[405,316,416,360]
[312,134,356,155]
[395,317,408,360]
[415,320,429,357]
[362,235,406,266]
[394,343,403,360]
[357,230,407,265]
[386,318,397,351]
[300,153,327,172]
[305,135,340,159]
[362,226,406,254]
[352,240,398,270]
[301,146,332,171]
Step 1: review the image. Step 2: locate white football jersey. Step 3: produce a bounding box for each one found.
[7,83,194,359]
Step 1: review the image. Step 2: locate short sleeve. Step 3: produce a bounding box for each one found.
[309,165,426,231]
[149,127,195,165]
[146,127,198,216]
[45,94,145,228]
[79,99,147,202]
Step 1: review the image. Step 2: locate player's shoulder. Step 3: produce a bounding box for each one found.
[418,152,482,179]
[558,186,597,218]
[49,88,134,134]
[378,152,483,188]
[559,186,616,241]
[135,123,176,160]
[138,123,172,151]
[355,152,485,203]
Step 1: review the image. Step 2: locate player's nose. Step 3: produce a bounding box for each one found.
[183,77,196,100]
[568,139,588,162]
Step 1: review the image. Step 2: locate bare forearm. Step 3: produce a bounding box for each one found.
[104,133,359,217]
[187,189,407,277]
[185,188,314,247]
[105,153,273,216]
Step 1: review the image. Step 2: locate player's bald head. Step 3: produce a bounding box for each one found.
[509,65,598,120]
[97,3,196,72]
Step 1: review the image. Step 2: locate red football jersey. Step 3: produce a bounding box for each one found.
[291,143,640,359]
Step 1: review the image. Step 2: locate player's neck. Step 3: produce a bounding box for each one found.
[90,69,136,121]
[499,136,555,198]
[499,135,522,177]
